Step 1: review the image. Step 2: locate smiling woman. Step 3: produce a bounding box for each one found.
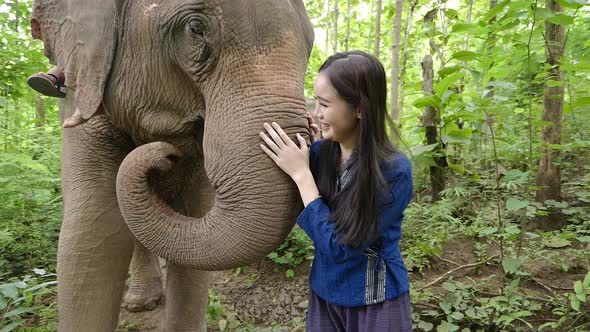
[261,50,414,331]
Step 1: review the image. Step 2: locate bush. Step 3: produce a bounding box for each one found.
[0,152,62,276]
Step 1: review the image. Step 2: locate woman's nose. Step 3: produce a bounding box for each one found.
[314,106,322,119]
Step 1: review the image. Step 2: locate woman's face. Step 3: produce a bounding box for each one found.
[313,73,360,144]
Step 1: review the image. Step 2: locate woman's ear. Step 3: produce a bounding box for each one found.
[355,107,362,120]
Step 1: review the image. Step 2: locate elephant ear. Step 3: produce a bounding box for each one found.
[65,0,121,122]
[288,0,314,50]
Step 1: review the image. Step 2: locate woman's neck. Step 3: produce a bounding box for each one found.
[339,135,359,165]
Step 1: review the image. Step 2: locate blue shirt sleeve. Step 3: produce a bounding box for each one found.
[296,144,413,264]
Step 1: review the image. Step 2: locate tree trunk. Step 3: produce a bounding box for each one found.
[374,0,383,58]
[484,0,498,99]
[536,0,564,203]
[464,0,474,50]
[333,0,339,54]
[33,95,46,158]
[422,55,445,201]
[325,0,331,55]
[35,95,45,130]
[390,0,403,122]
[399,1,416,119]
[345,0,351,51]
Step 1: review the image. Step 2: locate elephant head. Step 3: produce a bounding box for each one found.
[32,0,314,270]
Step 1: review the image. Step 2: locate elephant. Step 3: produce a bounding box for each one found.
[30,0,314,330]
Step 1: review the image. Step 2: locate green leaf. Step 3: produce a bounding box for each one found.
[574,281,586,301]
[410,143,438,157]
[505,225,520,235]
[436,320,459,332]
[3,306,35,318]
[418,321,434,331]
[573,97,590,107]
[285,269,295,278]
[450,312,464,320]
[506,198,530,211]
[450,51,480,62]
[556,0,585,9]
[0,319,25,332]
[451,23,486,36]
[483,0,509,22]
[442,282,456,292]
[547,14,574,25]
[442,127,473,145]
[584,272,590,288]
[0,285,19,300]
[448,163,465,175]
[413,95,441,108]
[479,227,498,237]
[438,66,461,78]
[570,296,581,312]
[439,301,452,314]
[546,79,564,87]
[434,72,463,97]
[544,237,571,248]
[218,319,228,331]
[502,256,522,274]
[535,7,556,20]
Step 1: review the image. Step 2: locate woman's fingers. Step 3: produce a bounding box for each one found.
[271,122,297,148]
[310,123,320,137]
[264,123,287,148]
[297,133,308,151]
[259,132,282,155]
[260,144,278,161]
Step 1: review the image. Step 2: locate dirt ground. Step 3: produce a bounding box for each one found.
[116,237,589,331]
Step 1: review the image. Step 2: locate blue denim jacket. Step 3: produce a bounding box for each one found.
[297,140,413,307]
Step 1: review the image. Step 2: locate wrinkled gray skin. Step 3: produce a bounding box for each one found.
[31,0,313,330]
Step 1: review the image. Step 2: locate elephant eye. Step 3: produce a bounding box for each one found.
[188,20,206,37]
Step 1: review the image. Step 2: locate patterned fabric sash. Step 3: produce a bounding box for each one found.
[336,151,359,192]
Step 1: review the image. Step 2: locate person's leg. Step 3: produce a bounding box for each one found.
[47,66,65,83]
[353,292,413,332]
[305,290,342,332]
[27,66,66,98]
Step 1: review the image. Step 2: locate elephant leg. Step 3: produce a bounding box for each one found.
[58,113,135,331]
[161,263,210,332]
[158,173,213,331]
[123,239,163,312]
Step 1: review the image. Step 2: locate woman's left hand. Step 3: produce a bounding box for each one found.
[260,122,309,182]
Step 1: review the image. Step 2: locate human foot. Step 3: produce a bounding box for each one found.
[27,72,66,98]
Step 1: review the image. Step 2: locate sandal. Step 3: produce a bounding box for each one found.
[27,72,66,98]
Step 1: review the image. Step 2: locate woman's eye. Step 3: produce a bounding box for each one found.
[320,103,328,108]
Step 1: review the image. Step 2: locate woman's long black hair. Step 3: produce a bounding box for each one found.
[317,51,396,247]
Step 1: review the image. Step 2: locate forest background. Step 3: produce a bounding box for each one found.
[0,0,589,331]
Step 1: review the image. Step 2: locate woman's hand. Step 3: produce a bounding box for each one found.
[260,122,321,206]
[260,122,310,182]
[306,112,320,143]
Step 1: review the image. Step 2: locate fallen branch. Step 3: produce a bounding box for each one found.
[531,277,573,291]
[434,255,460,267]
[424,254,499,288]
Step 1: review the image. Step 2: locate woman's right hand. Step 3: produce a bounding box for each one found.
[306,112,320,143]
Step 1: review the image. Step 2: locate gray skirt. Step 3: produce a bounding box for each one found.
[305,290,413,332]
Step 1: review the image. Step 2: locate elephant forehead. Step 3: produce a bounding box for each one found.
[220,0,305,49]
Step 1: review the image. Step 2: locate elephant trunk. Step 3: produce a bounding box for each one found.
[116,99,308,270]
